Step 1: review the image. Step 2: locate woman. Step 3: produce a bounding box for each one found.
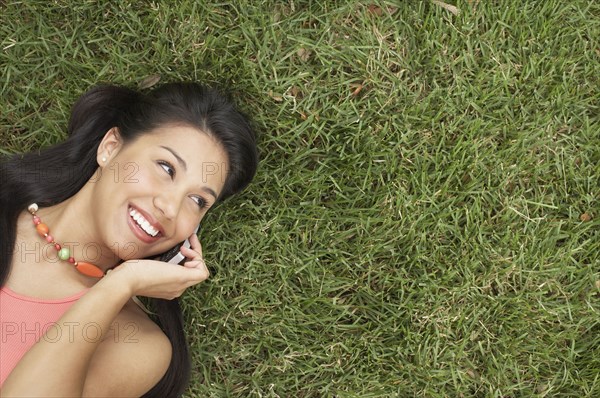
[0,82,259,397]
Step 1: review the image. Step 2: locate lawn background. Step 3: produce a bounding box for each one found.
[1,0,598,397]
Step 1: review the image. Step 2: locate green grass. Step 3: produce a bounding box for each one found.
[1,0,599,396]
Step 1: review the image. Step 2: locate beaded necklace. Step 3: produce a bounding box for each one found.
[27,203,105,278]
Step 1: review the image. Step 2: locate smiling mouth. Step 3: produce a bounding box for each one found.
[128,207,162,237]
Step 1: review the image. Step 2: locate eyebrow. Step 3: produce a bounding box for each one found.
[160,146,187,171]
[202,187,218,200]
[160,145,218,200]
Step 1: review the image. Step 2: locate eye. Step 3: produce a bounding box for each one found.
[158,161,175,179]
[191,195,208,209]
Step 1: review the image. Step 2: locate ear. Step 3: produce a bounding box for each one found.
[97,127,123,166]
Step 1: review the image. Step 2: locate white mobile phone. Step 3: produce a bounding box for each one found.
[165,225,200,264]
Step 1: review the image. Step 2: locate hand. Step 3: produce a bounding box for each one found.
[109,233,210,299]
[179,233,208,272]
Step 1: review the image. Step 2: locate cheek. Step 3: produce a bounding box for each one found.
[114,162,156,193]
[94,162,142,192]
[177,217,201,240]
[118,160,145,185]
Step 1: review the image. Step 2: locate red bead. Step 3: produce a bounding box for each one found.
[33,216,41,224]
[68,257,75,263]
[46,235,54,243]
[55,243,61,250]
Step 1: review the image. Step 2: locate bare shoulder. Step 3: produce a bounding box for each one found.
[82,299,172,397]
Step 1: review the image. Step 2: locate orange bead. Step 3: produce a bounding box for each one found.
[36,223,49,236]
[75,262,104,278]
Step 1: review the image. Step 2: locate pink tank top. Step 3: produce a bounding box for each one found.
[0,286,87,385]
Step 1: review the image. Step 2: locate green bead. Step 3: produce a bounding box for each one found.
[58,248,70,261]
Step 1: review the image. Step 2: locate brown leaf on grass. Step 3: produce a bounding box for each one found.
[431,0,460,16]
[297,48,311,62]
[139,74,161,90]
[367,4,398,16]
[465,369,479,379]
[298,111,320,121]
[595,280,600,289]
[580,212,592,222]
[298,111,318,121]
[367,4,384,17]
[289,86,301,98]
[268,90,283,102]
[536,384,548,393]
[350,82,365,97]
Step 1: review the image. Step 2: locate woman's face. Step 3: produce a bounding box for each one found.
[92,124,228,260]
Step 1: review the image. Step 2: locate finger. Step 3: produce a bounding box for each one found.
[182,261,210,282]
[182,257,206,272]
[188,233,203,256]
[179,246,207,271]
[180,244,202,261]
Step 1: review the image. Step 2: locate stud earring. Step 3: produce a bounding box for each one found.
[102,157,107,162]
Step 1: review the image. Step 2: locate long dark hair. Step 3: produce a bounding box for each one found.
[0,83,259,397]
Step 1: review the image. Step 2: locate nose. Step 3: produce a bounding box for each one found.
[153,192,178,220]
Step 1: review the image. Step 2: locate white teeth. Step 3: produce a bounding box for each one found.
[128,207,159,237]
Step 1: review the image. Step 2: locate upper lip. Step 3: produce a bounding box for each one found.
[129,204,165,236]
